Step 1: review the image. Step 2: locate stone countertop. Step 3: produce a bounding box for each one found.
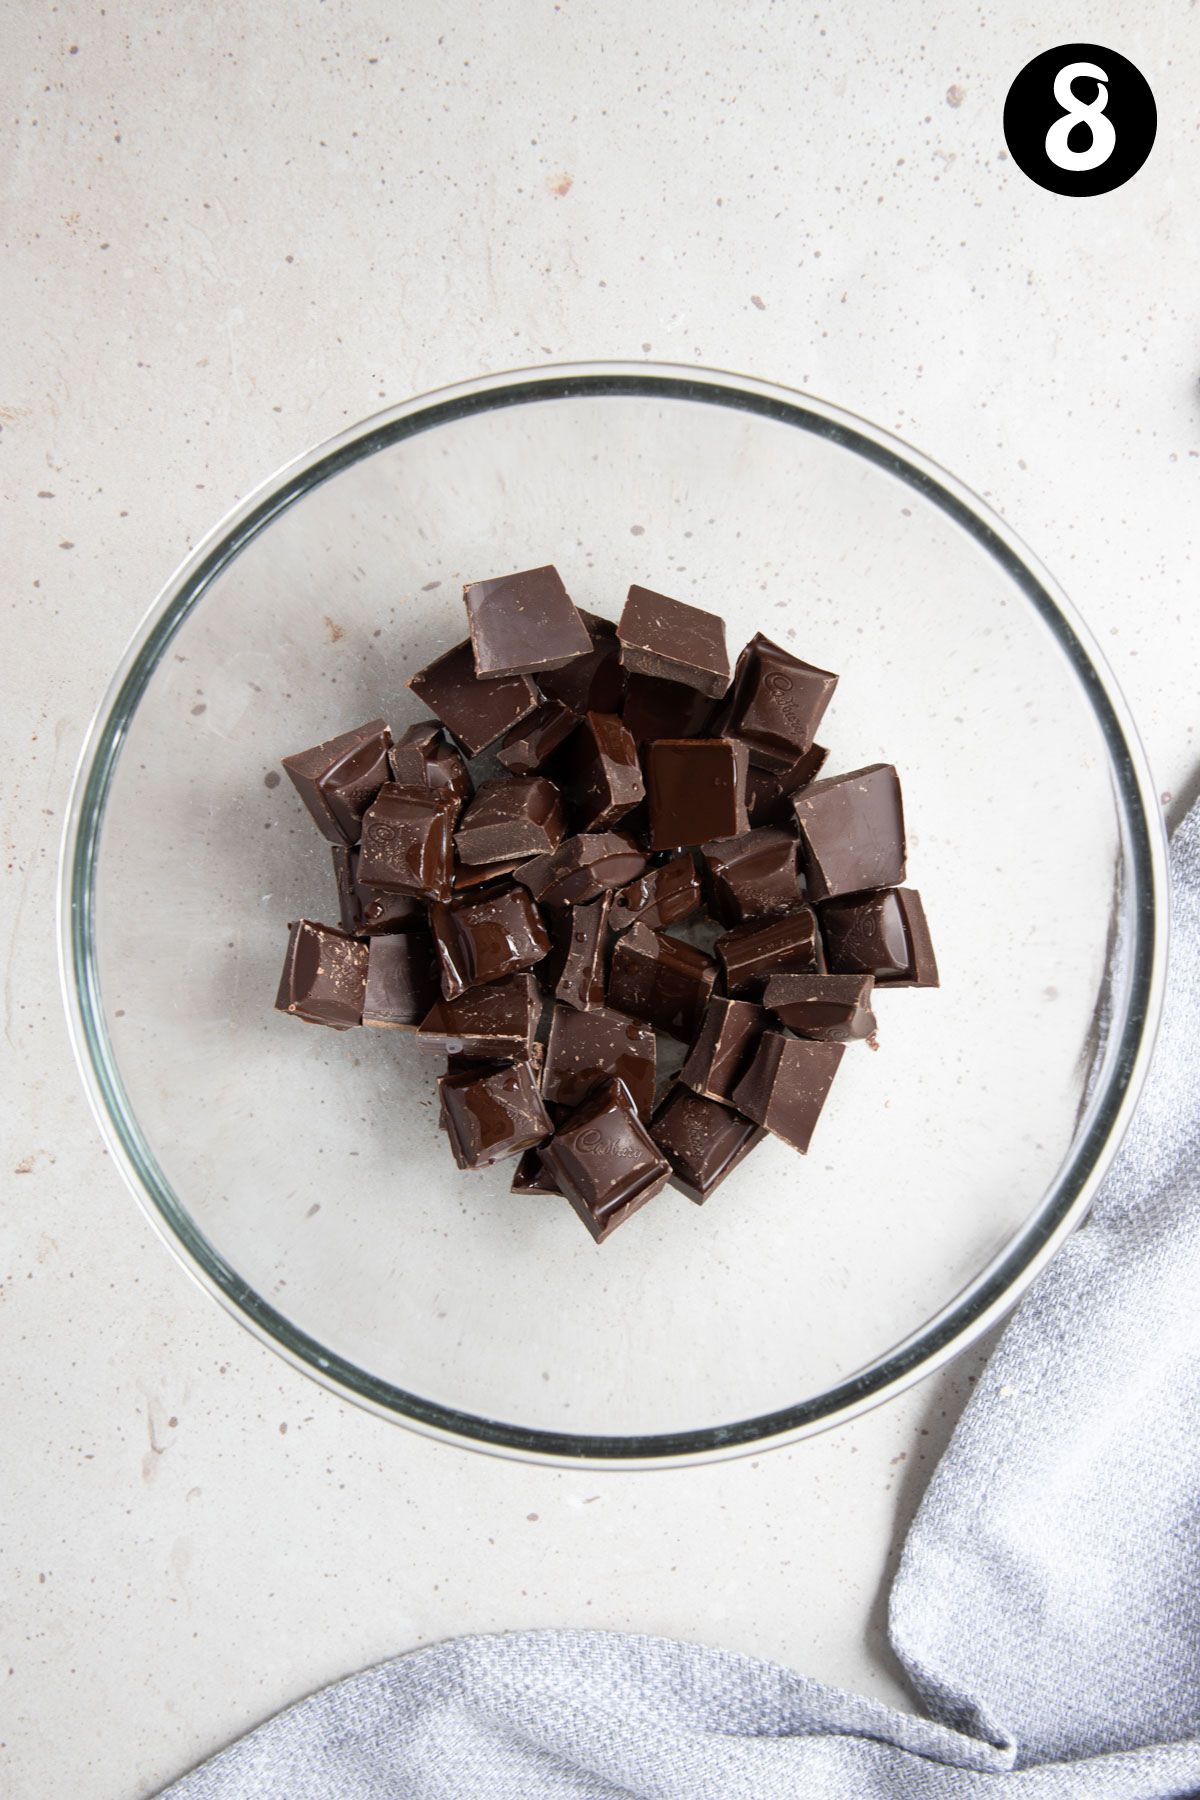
[3,3,1196,1794]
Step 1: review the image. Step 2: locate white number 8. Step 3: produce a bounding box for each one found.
[1045,61,1116,171]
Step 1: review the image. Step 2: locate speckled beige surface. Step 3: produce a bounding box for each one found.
[3,4,1197,1796]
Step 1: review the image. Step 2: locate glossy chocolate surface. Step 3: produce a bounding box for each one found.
[455,776,565,865]
[793,763,906,902]
[496,700,580,775]
[715,908,821,998]
[536,610,625,714]
[650,1084,765,1203]
[362,932,442,1029]
[438,1061,552,1169]
[429,886,551,998]
[282,718,392,845]
[357,782,456,900]
[820,887,937,987]
[511,1144,562,1194]
[609,854,701,934]
[543,892,611,1012]
[566,711,645,831]
[607,920,717,1041]
[464,563,591,678]
[731,1031,844,1153]
[542,1003,657,1118]
[541,1077,671,1243]
[646,738,749,850]
[275,919,369,1030]
[414,974,540,1060]
[331,844,424,935]
[701,827,803,925]
[618,585,731,697]
[725,633,838,768]
[388,720,473,816]
[678,995,767,1102]
[514,832,648,909]
[408,638,541,756]
[762,972,877,1040]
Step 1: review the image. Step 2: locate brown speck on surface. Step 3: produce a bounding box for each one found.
[421,580,441,591]
[750,294,766,310]
[546,172,573,197]
[946,84,965,107]
[305,1202,321,1218]
[59,540,74,550]
[37,489,54,498]
[866,1032,880,1052]
[264,769,281,789]
[278,1422,288,1435]
[68,43,78,53]
[323,615,344,643]
[526,1512,539,1522]
[191,702,206,716]
[14,1156,34,1175]
[629,524,645,536]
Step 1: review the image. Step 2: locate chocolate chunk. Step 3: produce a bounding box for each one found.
[362,932,442,1029]
[609,854,701,934]
[455,776,566,865]
[564,711,644,830]
[542,1003,656,1118]
[415,974,540,1060]
[650,1085,766,1204]
[541,1077,671,1243]
[724,633,838,769]
[514,832,648,909]
[357,783,456,900]
[388,720,473,815]
[275,919,369,1030]
[408,639,540,756]
[620,673,715,746]
[281,718,392,845]
[429,887,551,998]
[495,700,580,775]
[452,856,529,893]
[536,611,625,714]
[821,888,938,987]
[743,744,829,829]
[607,920,717,1041]
[464,564,592,678]
[331,844,424,935]
[646,738,749,850]
[731,1032,844,1153]
[678,995,766,1102]
[700,828,803,926]
[511,1144,562,1194]
[438,1061,552,1169]
[618,585,731,697]
[792,764,906,902]
[715,909,821,998]
[542,892,612,1012]
[762,972,877,1040]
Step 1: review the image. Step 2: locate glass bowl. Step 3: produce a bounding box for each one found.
[59,363,1167,1468]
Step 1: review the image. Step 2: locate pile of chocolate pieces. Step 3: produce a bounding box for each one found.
[275,566,937,1244]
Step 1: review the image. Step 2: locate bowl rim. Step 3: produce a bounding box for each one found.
[57,359,1169,1469]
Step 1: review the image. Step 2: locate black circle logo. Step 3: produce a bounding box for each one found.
[1003,44,1156,196]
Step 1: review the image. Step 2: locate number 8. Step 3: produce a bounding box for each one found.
[1045,61,1116,171]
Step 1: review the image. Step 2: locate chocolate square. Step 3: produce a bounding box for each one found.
[700,827,803,926]
[438,1061,552,1169]
[541,1078,671,1242]
[646,738,749,850]
[408,639,541,756]
[762,972,877,1040]
[792,764,906,902]
[724,633,838,769]
[566,711,645,831]
[388,720,473,816]
[455,776,566,865]
[429,887,551,998]
[357,782,456,900]
[731,1032,844,1153]
[281,718,392,845]
[618,585,732,697]
[609,854,701,934]
[678,995,766,1102]
[362,932,442,1029]
[715,909,821,998]
[542,1002,657,1118]
[331,845,424,936]
[820,888,938,987]
[607,920,717,1041]
[275,919,369,1030]
[464,564,592,678]
[414,974,540,1060]
[541,892,612,1012]
[650,1085,765,1204]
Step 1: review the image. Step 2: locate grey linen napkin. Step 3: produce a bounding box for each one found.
[162,803,1200,1800]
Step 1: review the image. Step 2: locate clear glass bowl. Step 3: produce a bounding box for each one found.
[59,363,1167,1468]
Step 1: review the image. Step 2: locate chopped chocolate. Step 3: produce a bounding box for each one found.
[452,856,529,893]
[514,832,648,909]
[408,639,541,756]
[762,972,877,1040]
[536,611,625,714]
[511,1144,562,1194]
[724,633,838,768]
[438,1061,553,1169]
[646,738,749,850]
[620,673,715,746]
[678,995,767,1102]
[275,919,369,1030]
[362,932,442,1029]
[542,1003,657,1118]
[566,711,645,830]
[357,782,456,901]
[464,564,591,678]
[792,764,906,902]
[415,974,540,1060]
[429,887,551,998]
[743,745,829,829]
[331,844,424,935]
[388,720,473,816]
[541,1077,671,1242]
[496,700,580,776]
[609,854,701,934]
[650,1085,766,1204]
[455,776,565,865]
[715,909,821,998]
[618,585,732,697]
[542,892,612,1012]
[700,828,803,926]
[607,920,717,1041]
[731,1032,844,1153]
[281,718,392,845]
[821,887,938,987]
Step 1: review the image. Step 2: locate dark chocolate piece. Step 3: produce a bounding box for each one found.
[820,888,938,987]
[281,719,392,845]
[438,1061,553,1169]
[792,764,906,902]
[566,712,645,830]
[452,856,529,893]
[496,700,580,775]
[700,828,803,926]
[744,745,830,828]
[536,611,625,714]
[542,892,612,1012]
[715,909,821,998]
[731,1032,844,1153]
[362,932,442,1029]
[678,996,766,1102]
[511,1144,562,1194]
[455,777,565,865]
[415,974,540,1060]
[542,1003,656,1118]
[331,844,424,936]
[607,920,717,1041]
[620,673,715,747]
[646,738,749,851]
[514,832,648,909]
[609,854,701,934]
[464,564,591,678]
[762,972,877,1040]
[650,1085,766,1204]
[724,633,838,769]
[408,639,541,757]
[388,721,473,816]
[541,1077,671,1243]
[275,919,369,1030]
[617,585,731,697]
[429,887,551,998]
[357,783,456,901]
